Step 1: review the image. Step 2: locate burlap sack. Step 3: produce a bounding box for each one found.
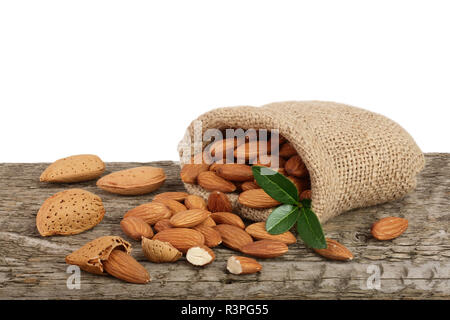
[178,101,425,224]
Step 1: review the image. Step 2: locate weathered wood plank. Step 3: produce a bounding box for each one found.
[0,154,449,299]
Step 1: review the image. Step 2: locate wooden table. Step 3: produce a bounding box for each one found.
[0,153,449,300]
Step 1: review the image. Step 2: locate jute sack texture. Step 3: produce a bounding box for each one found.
[178,101,425,224]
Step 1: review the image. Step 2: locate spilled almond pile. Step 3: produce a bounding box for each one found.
[181,132,312,207]
[37,152,409,284]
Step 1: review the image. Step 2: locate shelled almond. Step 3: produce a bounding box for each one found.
[178,129,312,211]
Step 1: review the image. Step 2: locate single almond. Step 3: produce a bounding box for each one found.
[36,188,105,237]
[240,240,288,258]
[120,216,154,241]
[300,189,312,200]
[207,191,232,213]
[186,245,215,266]
[193,225,222,247]
[124,202,172,225]
[313,238,353,261]
[184,195,208,210]
[96,166,166,195]
[209,163,224,172]
[279,142,297,158]
[153,228,205,253]
[169,209,210,228]
[214,224,253,251]
[40,154,105,183]
[102,249,150,284]
[245,222,296,245]
[197,171,236,193]
[241,181,261,191]
[153,192,189,202]
[234,140,272,161]
[180,164,210,184]
[197,216,217,227]
[211,212,245,229]
[238,189,281,209]
[285,155,308,178]
[371,217,408,240]
[153,198,187,214]
[141,237,182,263]
[253,155,286,169]
[180,152,211,184]
[215,164,254,182]
[287,176,310,195]
[227,256,262,275]
[207,137,243,158]
[154,218,173,233]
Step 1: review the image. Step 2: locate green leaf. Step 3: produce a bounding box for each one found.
[266,204,299,235]
[297,206,327,249]
[252,166,299,205]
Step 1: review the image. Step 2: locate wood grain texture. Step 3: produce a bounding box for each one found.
[0,154,449,300]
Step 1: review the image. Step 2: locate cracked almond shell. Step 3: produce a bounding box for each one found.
[65,236,131,275]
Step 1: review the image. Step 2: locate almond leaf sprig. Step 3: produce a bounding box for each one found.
[252,166,327,249]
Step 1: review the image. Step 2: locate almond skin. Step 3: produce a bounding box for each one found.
[209,163,224,172]
[193,225,222,247]
[214,224,253,251]
[207,191,232,213]
[211,212,245,229]
[141,238,182,263]
[120,216,154,241]
[279,142,297,158]
[313,238,354,261]
[153,198,187,214]
[102,250,150,284]
[207,137,243,158]
[300,189,312,200]
[253,155,286,169]
[215,164,254,182]
[234,140,272,161]
[169,209,211,228]
[180,164,210,184]
[154,218,173,233]
[241,181,261,191]
[287,176,310,195]
[197,171,236,193]
[285,155,308,178]
[40,154,105,183]
[227,256,262,275]
[197,216,217,227]
[153,228,205,253]
[124,202,172,225]
[240,240,288,258]
[238,189,281,209]
[371,217,408,240]
[186,245,215,266]
[180,152,211,184]
[153,192,189,202]
[245,222,296,245]
[184,195,208,210]
[96,166,166,195]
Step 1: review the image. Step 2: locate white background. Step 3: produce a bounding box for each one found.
[1,0,449,162]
